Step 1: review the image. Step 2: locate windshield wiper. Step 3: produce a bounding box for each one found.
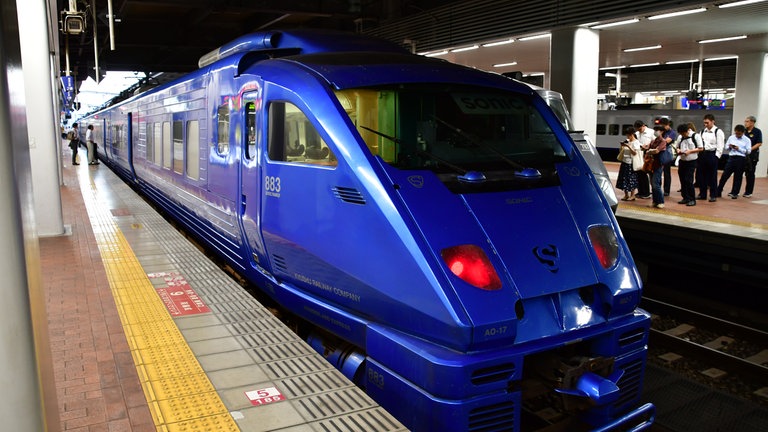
[431,115,528,172]
[359,125,477,179]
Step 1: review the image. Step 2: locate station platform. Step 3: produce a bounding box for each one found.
[40,148,405,431]
[605,161,768,241]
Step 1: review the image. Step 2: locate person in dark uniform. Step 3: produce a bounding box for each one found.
[634,120,654,199]
[742,116,762,198]
[697,114,725,201]
[68,123,80,165]
[658,117,677,196]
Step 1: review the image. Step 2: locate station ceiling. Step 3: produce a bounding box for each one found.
[57,0,768,90]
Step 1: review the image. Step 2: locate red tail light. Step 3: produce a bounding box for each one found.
[441,245,502,290]
[588,225,619,269]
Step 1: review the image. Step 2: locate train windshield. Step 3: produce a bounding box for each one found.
[334,85,567,187]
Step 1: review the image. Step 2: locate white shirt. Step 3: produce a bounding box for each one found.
[675,132,703,162]
[700,126,725,158]
[635,126,654,147]
[86,128,93,143]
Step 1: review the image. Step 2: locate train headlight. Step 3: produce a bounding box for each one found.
[441,245,502,290]
[588,225,619,269]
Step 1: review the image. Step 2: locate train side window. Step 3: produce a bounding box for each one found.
[162,121,171,169]
[186,120,199,180]
[154,123,162,166]
[217,104,230,155]
[596,123,607,135]
[146,122,154,163]
[609,124,620,136]
[621,124,633,135]
[173,120,183,174]
[268,101,336,167]
[245,102,256,160]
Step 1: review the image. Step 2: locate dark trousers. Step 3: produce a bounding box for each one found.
[678,159,697,202]
[662,163,672,195]
[636,170,651,197]
[745,153,759,195]
[697,151,718,199]
[718,156,747,196]
[70,140,78,164]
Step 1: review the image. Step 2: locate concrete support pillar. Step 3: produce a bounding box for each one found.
[550,27,600,139]
[732,52,768,178]
[18,0,65,236]
[0,0,58,430]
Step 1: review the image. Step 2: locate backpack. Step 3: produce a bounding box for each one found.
[66,131,76,140]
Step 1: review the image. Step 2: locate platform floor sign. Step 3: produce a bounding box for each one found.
[147,272,210,316]
[245,387,285,406]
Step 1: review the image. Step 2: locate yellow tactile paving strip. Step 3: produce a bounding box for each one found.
[78,170,240,432]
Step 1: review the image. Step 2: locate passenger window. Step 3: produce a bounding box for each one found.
[217,104,230,155]
[596,123,607,135]
[245,102,257,160]
[621,124,633,135]
[162,121,171,169]
[268,102,336,167]
[173,121,183,174]
[153,124,162,166]
[609,124,620,136]
[186,120,199,180]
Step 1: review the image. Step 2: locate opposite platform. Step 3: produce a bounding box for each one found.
[40,147,405,431]
[606,161,768,241]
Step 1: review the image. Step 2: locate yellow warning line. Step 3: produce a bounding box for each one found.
[78,170,240,432]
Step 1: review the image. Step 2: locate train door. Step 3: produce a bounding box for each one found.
[101,117,109,163]
[239,90,271,271]
[128,112,135,178]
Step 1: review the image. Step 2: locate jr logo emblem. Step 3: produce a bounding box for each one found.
[533,244,559,273]
[407,175,424,188]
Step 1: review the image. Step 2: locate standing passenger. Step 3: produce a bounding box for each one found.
[85,124,97,165]
[647,125,667,208]
[616,127,640,201]
[634,120,654,199]
[697,114,724,201]
[674,124,703,206]
[743,116,762,197]
[717,125,752,199]
[68,123,80,165]
[658,117,677,196]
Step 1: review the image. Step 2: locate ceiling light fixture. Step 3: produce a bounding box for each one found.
[599,65,626,70]
[665,59,698,64]
[705,56,738,61]
[482,38,514,47]
[423,50,448,57]
[698,35,747,43]
[630,62,661,68]
[493,61,518,68]
[451,45,479,53]
[519,34,550,41]
[718,0,766,8]
[623,44,662,52]
[591,18,640,29]
[648,7,707,20]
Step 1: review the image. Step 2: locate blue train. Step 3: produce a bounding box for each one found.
[78,29,654,431]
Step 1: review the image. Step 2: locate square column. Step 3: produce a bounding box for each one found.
[733,53,768,178]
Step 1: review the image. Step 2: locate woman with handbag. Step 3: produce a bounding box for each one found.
[615,127,641,201]
[645,125,668,208]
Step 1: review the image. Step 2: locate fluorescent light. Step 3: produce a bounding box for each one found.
[482,38,514,47]
[623,44,662,52]
[451,45,479,53]
[524,72,545,77]
[599,66,626,70]
[719,0,766,8]
[630,62,661,68]
[699,35,747,44]
[591,18,639,29]
[423,50,448,57]
[648,7,707,20]
[666,59,698,64]
[705,56,738,61]
[493,61,518,68]
[519,34,550,41]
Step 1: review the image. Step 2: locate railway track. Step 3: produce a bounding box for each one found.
[641,296,768,406]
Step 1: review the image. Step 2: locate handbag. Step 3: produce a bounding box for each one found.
[631,149,644,170]
[616,147,625,162]
[642,154,654,172]
[659,146,674,166]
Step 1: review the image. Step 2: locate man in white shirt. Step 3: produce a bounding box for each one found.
[697,114,725,201]
[717,125,751,199]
